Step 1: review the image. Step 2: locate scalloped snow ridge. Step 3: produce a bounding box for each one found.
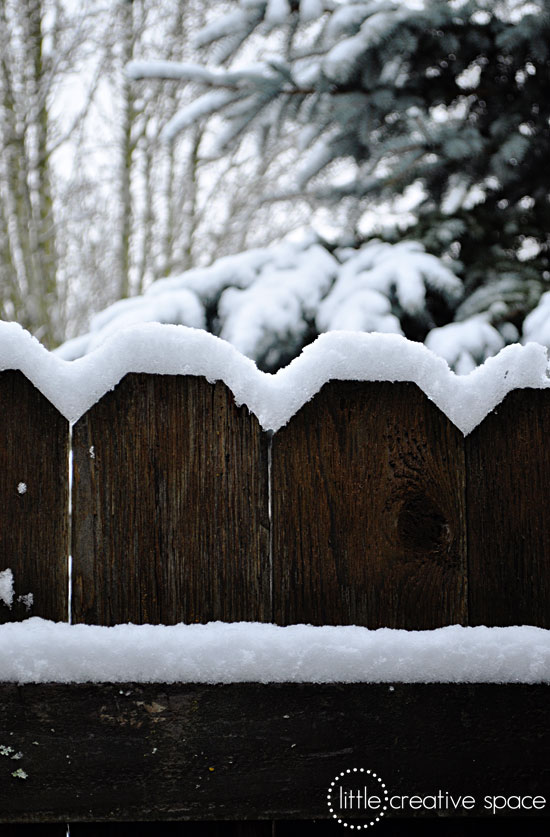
[0,619,549,684]
[0,322,549,434]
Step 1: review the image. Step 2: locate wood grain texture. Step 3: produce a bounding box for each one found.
[71,823,273,836]
[275,820,550,836]
[466,388,550,627]
[63,820,550,837]
[0,683,548,822]
[6,821,548,837]
[0,371,68,624]
[1,828,67,836]
[272,381,467,628]
[71,374,270,625]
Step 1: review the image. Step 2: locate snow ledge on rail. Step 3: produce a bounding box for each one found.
[0,619,548,684]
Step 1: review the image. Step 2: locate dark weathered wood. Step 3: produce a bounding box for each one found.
[0,371,68,623]
[70,821,550,836]
[6,820,550,837]
[1,827,67,836]
[71,823,273,836]
[275,819,550,835]
[71,374,270,625]
[0,683,548,822]
[272,381,467,628]
[465,389,550,627]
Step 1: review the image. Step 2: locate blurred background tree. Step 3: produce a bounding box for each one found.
[3,0,550,371]
[0,0,97,346]
[0,0,306,347]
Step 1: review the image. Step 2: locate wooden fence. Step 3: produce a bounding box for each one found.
[1,369,550,832]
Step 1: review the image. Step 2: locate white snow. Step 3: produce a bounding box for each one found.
[218,242,337,359]
[523,291,550,347]
[0,569,14,609]
[127,58,280,93]
[323,8,406,84]
[324,3,381,42]
[84,290,205,350]
[162,90,240,142]
[317,240,461,332]
[194,9,251,49]
[425,316,506,376]
[55,237,465,372]
[126,60,220,85]
[456,62,482,90]
[17,593,33,611]
[266,0,291,24]
[299,0,324,22]
[2,321,550,435]
[0,619,548,684]
[17,482,27,495]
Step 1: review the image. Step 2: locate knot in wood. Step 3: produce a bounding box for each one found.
[396,493,451,554]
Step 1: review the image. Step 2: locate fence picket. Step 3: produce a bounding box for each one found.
[1,827,67,836]
[71,373,270,625]
[465,388,550,627]
[70,823,273,836]
[271,381,467,628]
[0,370,68,624]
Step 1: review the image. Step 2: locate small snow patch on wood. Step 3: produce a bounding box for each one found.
[0,569,14,608]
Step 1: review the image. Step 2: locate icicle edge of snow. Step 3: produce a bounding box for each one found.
[0,321,549,435]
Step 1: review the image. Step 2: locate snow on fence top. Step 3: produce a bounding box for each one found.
[0,321,549,434]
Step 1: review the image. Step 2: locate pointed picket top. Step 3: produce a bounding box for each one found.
[71,373,269,626]
[272,380,467,629]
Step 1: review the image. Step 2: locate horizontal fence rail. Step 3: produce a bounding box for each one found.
[0,682,549,825]
[1,369,550,830]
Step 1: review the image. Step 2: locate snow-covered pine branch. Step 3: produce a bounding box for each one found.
[58,235,476,372]
[82,0,550,376]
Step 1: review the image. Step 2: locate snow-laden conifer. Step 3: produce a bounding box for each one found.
[96,0,550,369]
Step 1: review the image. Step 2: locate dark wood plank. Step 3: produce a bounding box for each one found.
[272,381,467,628]
[0,683,548,822]
[0,370,68,623]
[71,374,270,625]
[465,389,550,627]
[62,820,550,837]
[71,823,272,836]
[274,819,550,835]
[75,823,550,837]
[1,828,66,837]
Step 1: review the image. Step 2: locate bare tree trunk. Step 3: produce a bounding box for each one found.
[116,0,135,300]
[0,0,71,347]
[180,125,201,272]
[26,0,58,346]
[137,136,154,294]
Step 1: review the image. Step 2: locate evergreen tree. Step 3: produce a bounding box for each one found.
[64,0,550,372]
